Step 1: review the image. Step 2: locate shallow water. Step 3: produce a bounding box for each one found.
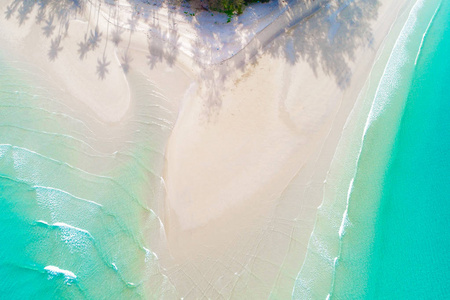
[294,0,449,298]
[335,0,450,297]
[0,56,176,298]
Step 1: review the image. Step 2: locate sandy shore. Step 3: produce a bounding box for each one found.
[0,0,413,298]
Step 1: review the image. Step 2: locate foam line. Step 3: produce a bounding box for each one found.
[415,3,441,65]
[44,265,77,280]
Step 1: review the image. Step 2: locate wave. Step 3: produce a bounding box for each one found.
[293,0,442,298]
[35,219,94,255]
[329,0,444,297]
[0,48,169,299]
[44,265,77,284]
[327,0,442,296]
[365,0,427,130]
[34,185,103,207]
[415,3,441,65]
[0,172,154,260]
[35,220,93,238]
[338,178,353,238]
[0,143,154,213]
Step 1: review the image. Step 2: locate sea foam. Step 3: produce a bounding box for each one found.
[364,0,426,131]
[44,265,77,284]
[293,0,440,298]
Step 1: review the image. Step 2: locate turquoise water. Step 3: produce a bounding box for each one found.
[335,0,450,297]
[0,56,176,298]
[294,0,449,298]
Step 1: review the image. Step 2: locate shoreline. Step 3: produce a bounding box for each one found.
[294,0,442,297]
[0,0,414,298]
[160,0,414,298]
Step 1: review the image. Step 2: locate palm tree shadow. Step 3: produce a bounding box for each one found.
[96,54,111,80]
[35,7,46,24]
[89,26,103,51]
[121,52,133,73]
[3,0,380,95]
[166,28,180,67]
[147,36,164,69]
[111,27,124,46]
[48,36,63,61]
[16,1,33,25]
[42,16,56,37]
[78,34,91,60]
[5,4,16,20]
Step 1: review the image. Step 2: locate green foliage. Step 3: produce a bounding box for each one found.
[185,0,268,17]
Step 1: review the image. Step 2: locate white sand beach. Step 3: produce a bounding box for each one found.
[0,0,414,297]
